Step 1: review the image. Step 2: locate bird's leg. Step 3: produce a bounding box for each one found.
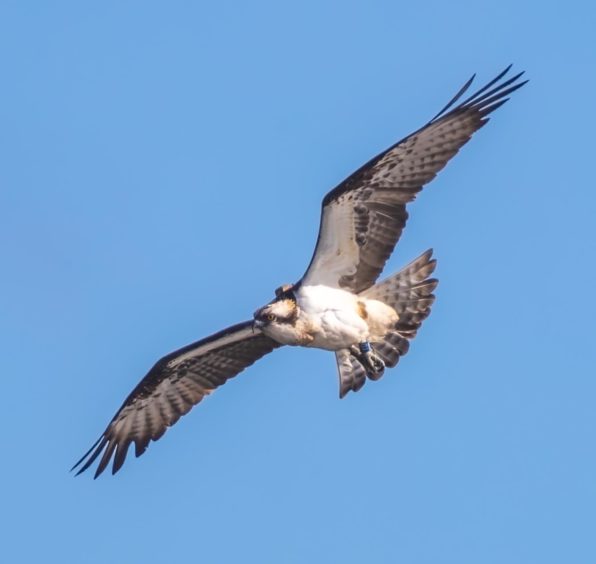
[350,342,385,379]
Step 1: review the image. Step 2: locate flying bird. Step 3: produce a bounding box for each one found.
[73,66,526,478]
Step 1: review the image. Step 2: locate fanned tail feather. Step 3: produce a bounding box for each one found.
[335,250,438,397]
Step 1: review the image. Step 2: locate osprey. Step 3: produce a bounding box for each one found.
[73,66,526,478]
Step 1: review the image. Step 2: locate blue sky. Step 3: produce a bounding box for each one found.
[2,1,595,563]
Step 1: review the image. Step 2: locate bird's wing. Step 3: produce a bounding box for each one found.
[72,321,281,478]
[301,66,526,293]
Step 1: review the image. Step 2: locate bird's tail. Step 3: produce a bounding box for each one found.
[335,249,438,398]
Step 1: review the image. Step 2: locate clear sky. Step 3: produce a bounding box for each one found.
[2,1,595,563]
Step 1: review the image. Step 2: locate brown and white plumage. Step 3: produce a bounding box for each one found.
[301,65,526,293]
[336,249,438,398]
[74,67,526,477]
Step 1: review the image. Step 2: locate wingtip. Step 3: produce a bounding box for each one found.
[445,65,527,116]
[428,73,476,123]
[70,436,103,475]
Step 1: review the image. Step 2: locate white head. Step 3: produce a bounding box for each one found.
[253,297,298,328]
[253,285,301,345]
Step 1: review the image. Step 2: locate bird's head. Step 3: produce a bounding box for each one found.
[253,284,298,331]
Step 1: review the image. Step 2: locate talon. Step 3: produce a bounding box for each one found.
[352,342,385,379]
[366,353,385,380]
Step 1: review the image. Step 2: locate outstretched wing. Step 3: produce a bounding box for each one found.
[72,321,280,478]
[301,66,527,293]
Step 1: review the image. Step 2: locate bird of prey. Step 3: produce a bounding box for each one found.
[73,66,526,478]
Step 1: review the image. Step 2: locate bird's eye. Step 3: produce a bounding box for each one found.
[267,313,276,321]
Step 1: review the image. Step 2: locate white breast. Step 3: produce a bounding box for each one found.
[296,285,369,350]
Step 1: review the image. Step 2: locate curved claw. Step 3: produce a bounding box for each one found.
[350,344,386,380]
[366,352,385,381]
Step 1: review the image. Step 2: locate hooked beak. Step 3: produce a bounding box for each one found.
[253,305,265,325]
